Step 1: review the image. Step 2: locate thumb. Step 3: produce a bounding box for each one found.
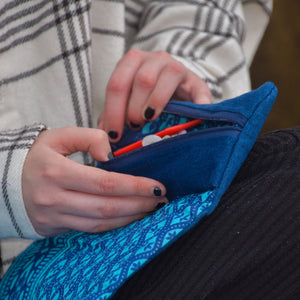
[41,127,112,162]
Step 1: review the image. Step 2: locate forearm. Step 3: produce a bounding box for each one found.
[0,124,46,239]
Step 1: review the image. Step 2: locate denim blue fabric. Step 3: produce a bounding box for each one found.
[0,83,277,299]
[100,82,277,202]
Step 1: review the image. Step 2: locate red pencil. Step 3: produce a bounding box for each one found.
[113,119,203,157]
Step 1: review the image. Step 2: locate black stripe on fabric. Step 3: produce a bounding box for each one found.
[66,0,92,129]
[205,59,246,85]
[0,125,45,136]
[230,0,240,11]
[193,5,202,28]
[2,145,24,238]
[71,0,93,164]
[177,32,198,57]
[188,34,213,57]
[186,58,245,98]
[0,0,25,18]
[92,28,125,37]
[125,19,138,29]
[0,2,91,55]
[0,41,91,86]
[125,5,140,18]
[0,5,54,44]
[222,0,232,8]
[138,2,158,30]
[0,143,36,152]
[77,0,93,129]
[166,30,184,54]
[148,0,237,25]
[215,7,226,33]
[0,0,50,32]
[0,135,38,144]
[53,0,84,128]
[129,0,145,8]
[204,6,215,32]
[200,36,228,59]
[134,26,238,44]
[149,5,167,25]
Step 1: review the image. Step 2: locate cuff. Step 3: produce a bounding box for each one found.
[0,124,47,240]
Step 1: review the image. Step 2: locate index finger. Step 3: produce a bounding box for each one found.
[59,157,167,197]
[104,50,145,142]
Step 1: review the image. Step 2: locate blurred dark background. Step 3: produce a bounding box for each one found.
[250,0,300,133]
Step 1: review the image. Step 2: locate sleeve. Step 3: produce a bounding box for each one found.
[0,124,47,240]
[126,0,273,102]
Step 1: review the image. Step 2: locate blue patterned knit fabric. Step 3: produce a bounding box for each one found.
[0,83,278,299]
[0,192,213,299]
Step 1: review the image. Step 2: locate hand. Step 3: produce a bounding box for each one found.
[22,127,167,237]
[99,49,211,141]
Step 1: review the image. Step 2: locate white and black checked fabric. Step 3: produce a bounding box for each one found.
[0,0,272,277]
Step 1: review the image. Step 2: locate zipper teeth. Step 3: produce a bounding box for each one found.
[165,103,246,127]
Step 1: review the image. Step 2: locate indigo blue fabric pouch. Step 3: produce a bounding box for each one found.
[0,83,277,299]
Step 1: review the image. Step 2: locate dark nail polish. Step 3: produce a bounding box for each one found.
[107,151,114,160]
[108,130,118,140]
[130,122,141,129]
[144,107,155,120]
[155,202,166,211]
[153,187,162,196]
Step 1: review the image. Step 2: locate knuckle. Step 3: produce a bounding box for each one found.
[34,214,50,229]
[204,89,212,100]
[106,76,127,94]
[126,48,143,59]
[155,50,169,59]
[132,177,148,195]
[136,71,156,89]
[99,201,118,218]
[40,163,62,182]
[97,176,116,194]
[166,60,185,75]
[95,129,109,144]
[34,192,56,209]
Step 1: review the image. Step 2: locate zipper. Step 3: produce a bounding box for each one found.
[164,101,247,128]
[110,101,247,155]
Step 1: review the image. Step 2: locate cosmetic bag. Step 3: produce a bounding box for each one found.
[0,82,277,299]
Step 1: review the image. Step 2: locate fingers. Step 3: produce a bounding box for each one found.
[126,57,164,127]
[175,71,212,105]
[38,127,112,162]
[58,158,166,197]
[103,49,145,141]
[102,50,212,141]
[52,190,168,219]
[22,127,168,237]
[45,213,149,236]
[140,58,188,121]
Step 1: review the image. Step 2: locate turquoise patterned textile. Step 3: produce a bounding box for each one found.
[0,83,278,299]
[1,192,213,299]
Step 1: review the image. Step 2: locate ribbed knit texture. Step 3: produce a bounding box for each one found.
[112,127,300,300]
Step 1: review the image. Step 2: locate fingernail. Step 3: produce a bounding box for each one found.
[130,122,141,129]
[155,202,166,211]
[153,187,162,197]
[144,107,155,120]
[107,151,114,160]
[108,130,118,140]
